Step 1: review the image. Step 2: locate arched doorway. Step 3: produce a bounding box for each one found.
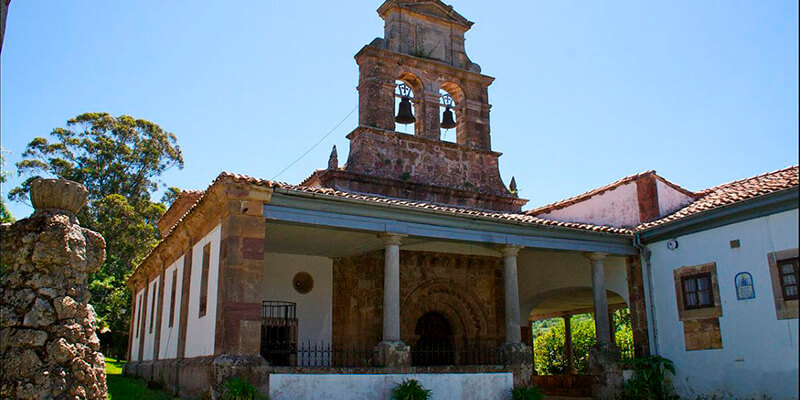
[412,312,453,366]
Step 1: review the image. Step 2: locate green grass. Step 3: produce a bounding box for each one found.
[105,357,179,400]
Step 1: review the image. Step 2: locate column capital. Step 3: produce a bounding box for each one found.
[583,252,608,262]
[498,244,523,257]
[378,232,406,246]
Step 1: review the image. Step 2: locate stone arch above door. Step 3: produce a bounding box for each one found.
[400,278,495,345]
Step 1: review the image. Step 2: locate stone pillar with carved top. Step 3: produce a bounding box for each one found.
[375,233,411,369]
[585,252,623,399]
[499,245,533,387]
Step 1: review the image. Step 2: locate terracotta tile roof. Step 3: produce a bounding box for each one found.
[217,172,633,235]
[526,171,697,216]
[637,165,799,231]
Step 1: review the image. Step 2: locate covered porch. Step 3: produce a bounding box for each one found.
[240,190,644,397]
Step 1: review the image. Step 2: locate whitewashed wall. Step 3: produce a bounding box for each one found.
[518,251,630,318]
[130,288,145,362]
[646,209,799,399]
[537,182,641,228]
[185,224,221,358]
[158,256,183,359]
[142,277,159,361]
[269,373,512,400]
[655,179,693,216]
[262,252,333,345]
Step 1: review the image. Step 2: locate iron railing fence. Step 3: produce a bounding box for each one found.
[411,339,504,367]
[296,341,380,368]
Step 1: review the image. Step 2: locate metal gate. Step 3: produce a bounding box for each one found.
[260,301,298,366]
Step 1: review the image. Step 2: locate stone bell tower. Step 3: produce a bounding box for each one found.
[304,0,527,212]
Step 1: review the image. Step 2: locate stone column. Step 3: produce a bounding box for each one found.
[563,315,574,374]
[501,245,523,344]
[375,233,410,368]
[585,252,623,399]
[0,179,107,399]
[499,245,532,388]
[586,252,612,345]
[379,233,403,341]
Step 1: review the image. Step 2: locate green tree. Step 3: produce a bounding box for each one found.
[533,310,634,375]
[10,112,183,358]
[0,147,15,223]
[160,186,182,207]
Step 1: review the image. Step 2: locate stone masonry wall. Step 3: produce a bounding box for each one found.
[0,191,107,399]
[332,250,506,350]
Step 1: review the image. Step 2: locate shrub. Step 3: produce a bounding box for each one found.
[221,377,267,400]
[533,310,635,374]
[390,379,432,400]
[617,355,679,400]
[510,385,545,400]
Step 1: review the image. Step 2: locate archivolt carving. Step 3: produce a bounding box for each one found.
[401,278,491,345]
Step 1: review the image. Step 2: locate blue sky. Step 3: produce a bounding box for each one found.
[2,1,797,219]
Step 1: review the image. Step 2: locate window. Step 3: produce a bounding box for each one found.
[149,282,158,334]
[672,262,722,321]
[169,268,178,328]
[681,273,714,309]
[672,262,723,351]
[767,249,799,320]
[199,243,211,317]
[778,258,799,300]
[135,293,143,339]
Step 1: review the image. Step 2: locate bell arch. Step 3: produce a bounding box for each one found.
[439,81,465,143]
[394,72,424,135]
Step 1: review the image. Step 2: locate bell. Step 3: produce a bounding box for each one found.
[395,97,416,124]
[440,106,457,129]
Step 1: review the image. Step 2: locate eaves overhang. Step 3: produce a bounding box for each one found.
[638,187,799,243]
[264,188,636,255]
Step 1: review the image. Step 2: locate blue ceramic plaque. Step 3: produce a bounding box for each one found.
[734,272,755,300]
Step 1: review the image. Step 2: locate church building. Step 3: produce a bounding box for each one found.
[124,1,799,399]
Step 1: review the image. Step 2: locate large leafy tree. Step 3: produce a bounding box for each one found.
[10,112,183,358]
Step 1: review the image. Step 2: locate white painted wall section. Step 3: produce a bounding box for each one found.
[142,277,159,361]
[185,224,221,358]
[262,252,333,345]
[517,251,630,318]
[269,373,513,400]
[646,209,798,399]
[655,179,693,217]
[537,182,641,228]
[130,288,145,362]
[158,256,183,359]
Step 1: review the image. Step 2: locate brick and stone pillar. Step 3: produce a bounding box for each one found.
[0,179,107,399]
[375,233,410,368]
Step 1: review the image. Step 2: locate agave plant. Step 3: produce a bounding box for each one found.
[390,378,432,400]
[510,385,545,400]
[222,377,267,400]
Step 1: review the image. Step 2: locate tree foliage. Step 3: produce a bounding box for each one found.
[0,147,14,223]
[10,112,183,357]
[533,309,634,375]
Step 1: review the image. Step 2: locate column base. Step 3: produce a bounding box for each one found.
[501,342,533,388]
[374,341,411,369]
[589,343,623,400]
